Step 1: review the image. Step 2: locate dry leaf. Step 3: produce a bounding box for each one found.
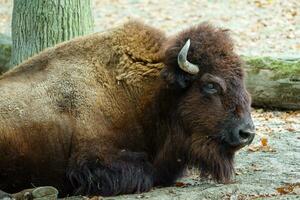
[235,171,242,175]
[248,145,260,152]
[175,182,189,187]
[261,136,268,146]
[276,183,300,195]
[248,144,276,152]
[286,127,296,132]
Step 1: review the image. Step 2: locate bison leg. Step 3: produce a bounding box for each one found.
[67,150,154,196]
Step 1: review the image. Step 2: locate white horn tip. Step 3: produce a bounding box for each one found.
[185,39,191,48]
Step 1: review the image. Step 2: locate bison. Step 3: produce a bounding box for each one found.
[0,20,255,197]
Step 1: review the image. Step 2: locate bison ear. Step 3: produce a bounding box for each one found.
[160,66,195,89]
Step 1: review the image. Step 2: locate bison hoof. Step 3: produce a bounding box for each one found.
[68,151,154,196]
[0,190,13,200]
[11,186,58,200]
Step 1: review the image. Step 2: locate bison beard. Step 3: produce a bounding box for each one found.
[0,20,255,197]
[189,138,234,183]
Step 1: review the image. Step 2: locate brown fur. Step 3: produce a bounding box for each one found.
[0,20,254,196]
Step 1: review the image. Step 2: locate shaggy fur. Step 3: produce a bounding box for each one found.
[0,20,254,196]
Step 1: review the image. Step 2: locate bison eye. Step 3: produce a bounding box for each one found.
[203,83,218,94]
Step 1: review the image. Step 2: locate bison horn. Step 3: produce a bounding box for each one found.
[177,39,199,75]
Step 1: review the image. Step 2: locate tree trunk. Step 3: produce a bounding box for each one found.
[0,33,11,74]
[11,0,94,66]
[244,57,300,110]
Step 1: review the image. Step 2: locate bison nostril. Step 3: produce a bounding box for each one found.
[239,130,251,140]
[239,129,255,145]
[227,128,255,147]
[225,128,255,147]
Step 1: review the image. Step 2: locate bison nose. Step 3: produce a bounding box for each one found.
[239,129,255,145]
[227,127,255,147]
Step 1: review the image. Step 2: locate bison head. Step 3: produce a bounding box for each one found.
[161,23,255,183]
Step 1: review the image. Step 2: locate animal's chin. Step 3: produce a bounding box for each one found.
[189,138,235,183]
[223,137,253,153]
[225,143,247,153]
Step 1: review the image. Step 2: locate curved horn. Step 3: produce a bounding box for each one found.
[177,39,199,75]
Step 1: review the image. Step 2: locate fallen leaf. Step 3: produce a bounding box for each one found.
[248,144,276,152]
[175,182,190,187]
[294,187,300,195]
[261,136,268,146]
[235,171,242,175]
[286,127,296,132]
[276,183,300,195]
[248,145,260,152]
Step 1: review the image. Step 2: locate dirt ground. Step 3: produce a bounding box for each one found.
[0,0,299,199]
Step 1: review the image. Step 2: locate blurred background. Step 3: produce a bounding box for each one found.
[0,0,299,57]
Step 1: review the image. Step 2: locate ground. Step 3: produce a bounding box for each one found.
[0,0,299,199]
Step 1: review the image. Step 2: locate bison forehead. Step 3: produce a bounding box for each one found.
[164,22,243,76]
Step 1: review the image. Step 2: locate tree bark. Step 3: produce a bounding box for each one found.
[11,0,93,66]
[0,33,11,74]
[244,57,300,110]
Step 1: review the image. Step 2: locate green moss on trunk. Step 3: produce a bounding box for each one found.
[243,56,300,110]
[243,56,300,80]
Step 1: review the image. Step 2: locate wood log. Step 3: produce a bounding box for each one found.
[243,56,300,110]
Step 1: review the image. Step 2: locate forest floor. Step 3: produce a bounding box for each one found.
[0,0,299,199]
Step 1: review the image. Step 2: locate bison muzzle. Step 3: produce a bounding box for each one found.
[0,20,255,197]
